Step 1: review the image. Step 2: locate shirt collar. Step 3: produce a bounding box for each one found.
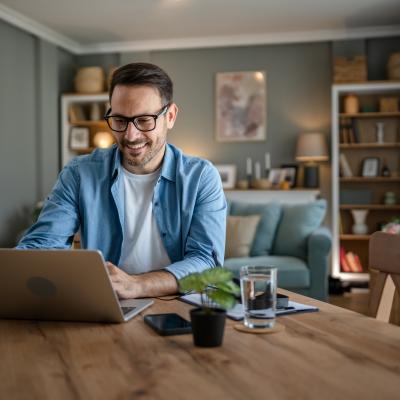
[160,144,176,182]
[111,143,176,182]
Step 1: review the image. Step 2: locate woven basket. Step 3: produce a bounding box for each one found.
[74,67,105,93]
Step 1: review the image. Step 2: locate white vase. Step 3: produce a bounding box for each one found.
[376,122,385,143]
[351,210,369,235]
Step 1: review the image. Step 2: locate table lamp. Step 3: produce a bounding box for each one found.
[295,132,329,188]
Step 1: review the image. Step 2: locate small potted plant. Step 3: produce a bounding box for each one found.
[179,267,240,347]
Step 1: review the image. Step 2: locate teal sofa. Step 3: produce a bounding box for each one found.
[223,199,332,301]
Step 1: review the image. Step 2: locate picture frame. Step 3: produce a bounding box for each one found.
[215,70,267,142]
[361,157,380,177]
[70,127,90,150]
[215,164,237,189]
[281,164,298,188]
[268,168,285,187]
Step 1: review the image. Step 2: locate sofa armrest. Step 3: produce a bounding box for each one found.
[307,227,332,301]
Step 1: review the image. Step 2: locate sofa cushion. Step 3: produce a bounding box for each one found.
[229,201,282,256]
[223,255,310,289]
[225,215,261,258]
[272,199,326,260]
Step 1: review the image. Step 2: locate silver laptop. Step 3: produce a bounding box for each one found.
[0,249,153,323]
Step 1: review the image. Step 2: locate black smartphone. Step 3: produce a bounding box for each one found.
[144,313,192,336]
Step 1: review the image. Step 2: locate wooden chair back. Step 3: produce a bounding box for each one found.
[368,231,400,323]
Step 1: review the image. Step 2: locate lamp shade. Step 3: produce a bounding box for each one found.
[93,131,114,148]
[295,132,329,162]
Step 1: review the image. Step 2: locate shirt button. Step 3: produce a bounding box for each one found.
[162,232,167,237]
[154,202,159,206]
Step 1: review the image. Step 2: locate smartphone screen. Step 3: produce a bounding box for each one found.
[144,313,192,336]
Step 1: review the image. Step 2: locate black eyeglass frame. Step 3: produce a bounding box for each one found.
[104,104,170,132]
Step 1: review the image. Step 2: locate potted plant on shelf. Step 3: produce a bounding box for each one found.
[179,267,240,347]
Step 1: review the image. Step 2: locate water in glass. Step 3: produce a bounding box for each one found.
[240,266,277,329]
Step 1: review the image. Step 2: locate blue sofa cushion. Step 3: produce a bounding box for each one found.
[223,255,310,289]
[272,199,326,260]
[229,201,282,256]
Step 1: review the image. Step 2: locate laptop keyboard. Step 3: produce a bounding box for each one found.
[121,306,136,315]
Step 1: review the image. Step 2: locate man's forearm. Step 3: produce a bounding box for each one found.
[134,270,179,298]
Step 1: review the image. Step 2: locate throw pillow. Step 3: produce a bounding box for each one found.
[229,201,282,256]
[272,199,327,260]
[225,215,261,258]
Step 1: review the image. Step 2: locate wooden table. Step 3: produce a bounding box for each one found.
[1,290,399,400]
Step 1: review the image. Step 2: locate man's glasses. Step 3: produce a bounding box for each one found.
[104,104,170,133]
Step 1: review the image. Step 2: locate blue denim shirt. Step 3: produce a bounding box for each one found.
[18,144,227,280]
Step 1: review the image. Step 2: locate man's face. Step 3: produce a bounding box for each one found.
[110,85,178,174]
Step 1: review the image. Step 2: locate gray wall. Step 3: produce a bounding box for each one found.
[0,19,76,246]
[0,21,37,246]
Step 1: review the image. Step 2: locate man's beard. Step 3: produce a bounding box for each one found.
[124,137,166,168]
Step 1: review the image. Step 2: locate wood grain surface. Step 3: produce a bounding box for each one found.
[1,290,399,400]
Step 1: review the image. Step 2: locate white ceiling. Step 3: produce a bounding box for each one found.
[1,0,400,54]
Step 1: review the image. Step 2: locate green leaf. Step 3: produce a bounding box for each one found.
[201,267,233,285]
[215,281,240,296]
[179,273,204,293]
[179,267,239,310]
[208,289,237,310]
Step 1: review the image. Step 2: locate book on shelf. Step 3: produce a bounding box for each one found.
[339,118,359,144]
[340,247,351,272]
[340,247,363,273]
[351,119,360,143]
[339,153,353,177]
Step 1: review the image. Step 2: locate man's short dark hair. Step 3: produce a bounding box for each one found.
[109,62,173,104]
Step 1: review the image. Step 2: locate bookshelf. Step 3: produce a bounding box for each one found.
[332,82,400,283]
[61,93,114,167]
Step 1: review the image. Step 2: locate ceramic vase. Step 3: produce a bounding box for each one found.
[351,210,369,235]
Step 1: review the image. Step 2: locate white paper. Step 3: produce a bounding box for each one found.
[180,293,318,321]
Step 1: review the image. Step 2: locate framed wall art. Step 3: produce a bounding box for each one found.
[215,71,267,142]
[70,127,90,150]
[361,157,380,177]
[215,164,237,189]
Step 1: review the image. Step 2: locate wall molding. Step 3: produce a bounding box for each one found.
[83,25,400,54]
[1,3,400,55]
[0,4,81,53]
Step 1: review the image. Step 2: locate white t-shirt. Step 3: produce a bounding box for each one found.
[119,167,171,274]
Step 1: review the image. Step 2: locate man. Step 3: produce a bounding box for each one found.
[18,63,227,299]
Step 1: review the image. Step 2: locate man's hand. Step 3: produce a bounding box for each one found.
[106,262,142,299]
[106,262,179,299]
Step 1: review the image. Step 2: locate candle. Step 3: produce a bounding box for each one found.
[255,162,261,180]
[246,157,252,175]
[265,152,271,170]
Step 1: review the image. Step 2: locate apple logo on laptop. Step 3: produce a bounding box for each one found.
[27,277,57,297]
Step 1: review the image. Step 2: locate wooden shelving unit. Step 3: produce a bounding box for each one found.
[340,234,370,241]
[331,82,400,283]
[61,93,114,167]
[340,177,400,183]
[339,143,400,149]
[70,120,108,128]
[339,111,400,118]
[340,204,400,210]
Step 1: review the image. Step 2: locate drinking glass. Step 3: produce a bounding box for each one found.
[240,266,277,329]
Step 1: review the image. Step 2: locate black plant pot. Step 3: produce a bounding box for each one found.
[190,307,226,347]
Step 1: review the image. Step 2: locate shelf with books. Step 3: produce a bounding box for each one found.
[332,81,400,283]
